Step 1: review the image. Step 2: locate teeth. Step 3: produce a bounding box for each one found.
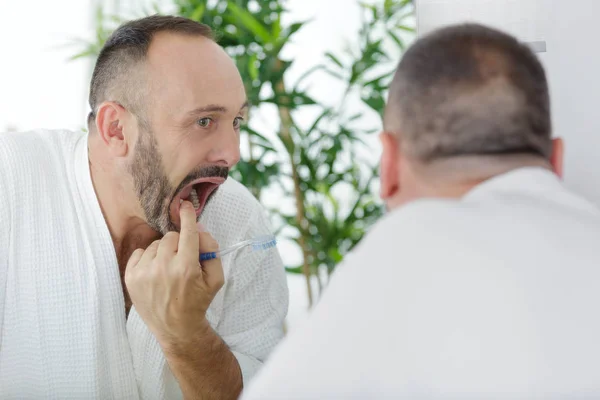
[189,188,200,210]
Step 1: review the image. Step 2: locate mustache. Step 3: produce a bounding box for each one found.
[173,165,229,196]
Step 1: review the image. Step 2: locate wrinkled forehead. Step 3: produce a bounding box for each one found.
[143,32,246,116]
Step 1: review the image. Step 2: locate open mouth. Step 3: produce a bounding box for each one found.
[171,177,225,220]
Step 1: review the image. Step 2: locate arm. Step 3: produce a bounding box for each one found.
[162,204,288,397]
[161,321,242,400]
[158,206,287,398]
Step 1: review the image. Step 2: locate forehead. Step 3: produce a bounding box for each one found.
[145,32,245,112]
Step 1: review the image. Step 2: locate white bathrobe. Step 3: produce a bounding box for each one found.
[242,167,600,399]
[0,129,289,399]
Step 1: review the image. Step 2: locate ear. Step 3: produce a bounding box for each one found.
[95,101,130,157]
[550,137,564,178]
[379,132,401,200]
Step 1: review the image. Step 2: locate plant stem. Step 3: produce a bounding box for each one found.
[273,59,314,308]
[315,265,324,297]
[246,133,261,199]
[243,100,261,200]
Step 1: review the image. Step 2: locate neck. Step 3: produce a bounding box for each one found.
[394,154,553,207]
[87,134,160,251]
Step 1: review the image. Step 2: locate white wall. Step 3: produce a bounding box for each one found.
[542,0,600,204]
[416,0,600,205]
[0,0,95,132]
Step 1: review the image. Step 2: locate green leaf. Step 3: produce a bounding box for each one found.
[363,70,394,88]
[254,143,277,153]
[272,13,282,38]
[346,112,363,122]
[227,2,273,43]
[388,30,406,50]
[285,265,304,275]
[271,20,307,55]
[244,126,276,145]
[359,2,378,20]
[69,49,96,61]
[306,109,332,135]
[248,53,259,81]
[288,21,305,36]
[325,52,344,69]
[396,24,416,33]
[396,10,415,23]
[384,0,394,15]
[264,91,318,108]
[361,92,386,116]
[322,68,346,81]
[190,3,206,21]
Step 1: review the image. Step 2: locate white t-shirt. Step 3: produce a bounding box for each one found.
[242,168,600,400]
[0,129,288,399]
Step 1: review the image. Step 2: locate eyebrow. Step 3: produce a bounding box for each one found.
[186,100,250,116]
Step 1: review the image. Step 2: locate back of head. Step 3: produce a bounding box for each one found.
[88,15,214,128]
[385,23,551,166]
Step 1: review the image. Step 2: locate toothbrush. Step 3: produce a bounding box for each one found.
[199,235,277,261]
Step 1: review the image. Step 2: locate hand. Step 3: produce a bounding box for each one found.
[125,200,225,348]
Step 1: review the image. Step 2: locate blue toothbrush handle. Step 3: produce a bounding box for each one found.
[198,235,275,263]
[199,252,217,262]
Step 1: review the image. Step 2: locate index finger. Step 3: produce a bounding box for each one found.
[178,200,199,256]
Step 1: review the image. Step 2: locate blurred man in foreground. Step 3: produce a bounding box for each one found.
[242,23,600,399]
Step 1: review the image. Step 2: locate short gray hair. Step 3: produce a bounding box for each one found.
[387,23,552,163]
[88,15,214,128]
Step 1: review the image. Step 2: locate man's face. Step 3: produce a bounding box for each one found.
[127,126,230,234]
[127,32,246,234]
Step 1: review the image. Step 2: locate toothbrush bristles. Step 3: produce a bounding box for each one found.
[251,238,277,251]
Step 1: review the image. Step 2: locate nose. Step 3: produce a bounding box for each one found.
[206,126,241,167]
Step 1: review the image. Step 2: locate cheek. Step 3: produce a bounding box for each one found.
[169,146,210,181]
[162,134,199,166]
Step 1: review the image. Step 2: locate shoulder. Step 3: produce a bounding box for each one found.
[0,129,84,203]
[368,198,471,239]
[0,129,83,174]
[0,128,82,151]
[340,198,480,273]
[0,128,84,210]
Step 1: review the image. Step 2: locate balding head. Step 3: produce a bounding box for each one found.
[385,23,551,164]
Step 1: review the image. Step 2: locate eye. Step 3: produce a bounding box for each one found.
[197,117,213,128]
[233,116,244,129]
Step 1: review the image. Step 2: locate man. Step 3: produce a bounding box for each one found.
[242,24,600,399]
[0,16,288,399]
